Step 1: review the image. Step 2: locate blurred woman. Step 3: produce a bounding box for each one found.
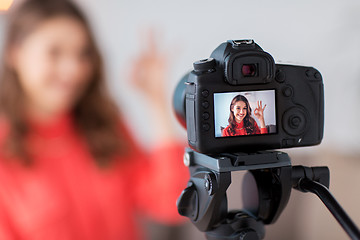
[222,95,268,137]
[0,0,187,239]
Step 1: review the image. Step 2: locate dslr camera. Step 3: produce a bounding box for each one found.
[174,39,324,153]
[173,41,360,240]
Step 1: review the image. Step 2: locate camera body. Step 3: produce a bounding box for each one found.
[178,40,324,153]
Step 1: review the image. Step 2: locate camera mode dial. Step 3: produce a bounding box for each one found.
[193,58,216,73]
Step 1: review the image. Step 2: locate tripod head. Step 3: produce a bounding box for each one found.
[176,149,359,240]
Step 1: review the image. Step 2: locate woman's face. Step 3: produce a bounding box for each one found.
[232,100,248,123]
[11,16,93,119]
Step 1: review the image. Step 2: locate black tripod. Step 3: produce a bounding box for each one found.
[177,148,360,240]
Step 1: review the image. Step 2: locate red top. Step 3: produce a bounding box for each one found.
[0,114,189,240]
[222,120,268,137]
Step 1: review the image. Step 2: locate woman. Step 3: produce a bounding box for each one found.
[222,95,268,137]
[0,0,187,239]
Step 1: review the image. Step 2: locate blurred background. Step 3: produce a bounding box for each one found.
[1,0,360,239]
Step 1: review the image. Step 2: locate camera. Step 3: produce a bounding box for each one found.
[174,39,324,153]
[174,40,359,240]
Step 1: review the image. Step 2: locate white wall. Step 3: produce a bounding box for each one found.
[1,0,360,153]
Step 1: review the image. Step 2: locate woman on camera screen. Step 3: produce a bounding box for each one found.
[0,0,187,239]
[222,95,268,137]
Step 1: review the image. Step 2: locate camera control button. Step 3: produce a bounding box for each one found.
[201,90,209,98]
[202,101,209,109]
[275,70,285,83]
[202,112,210,120]
[202,123,210,131]
[314,72,321,79]
[282,139,295,147]
[305,69,322,81]
[290,116,301,128]
[282,86,293,97]
[283,107,308,136]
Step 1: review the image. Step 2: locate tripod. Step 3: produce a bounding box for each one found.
[177,148,360,240]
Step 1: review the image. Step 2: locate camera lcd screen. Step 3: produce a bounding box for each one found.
[214,90,277,138]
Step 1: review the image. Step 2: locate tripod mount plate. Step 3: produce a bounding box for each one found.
[185,148,291,172]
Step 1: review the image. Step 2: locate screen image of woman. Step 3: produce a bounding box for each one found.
[222,95,268,137]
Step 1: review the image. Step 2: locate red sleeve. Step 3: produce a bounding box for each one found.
[118,123,189,224]
[137,142,189,224]
[222,126,230,136]
[260,127,268,134]
[253,121,268,134]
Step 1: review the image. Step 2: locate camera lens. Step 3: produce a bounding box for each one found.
[242,64,256,77]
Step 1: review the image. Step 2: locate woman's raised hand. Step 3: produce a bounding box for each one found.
[129,29,179,143]
[254,100,266,128]
[130,29,168,106]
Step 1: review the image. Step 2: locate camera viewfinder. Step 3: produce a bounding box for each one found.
[242,64,257,77]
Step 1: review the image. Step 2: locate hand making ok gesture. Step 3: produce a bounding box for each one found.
[254,100,267,128]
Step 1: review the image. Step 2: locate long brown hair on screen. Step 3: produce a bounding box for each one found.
[0,0,126,167]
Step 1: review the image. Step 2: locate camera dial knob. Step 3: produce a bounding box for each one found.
[282,107,308,136]
[193,58,216,73]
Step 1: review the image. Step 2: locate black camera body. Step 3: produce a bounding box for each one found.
[175,40,324,153]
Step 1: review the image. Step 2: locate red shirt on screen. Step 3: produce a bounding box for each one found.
[0,114,188,240]
[222,120,268,137]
